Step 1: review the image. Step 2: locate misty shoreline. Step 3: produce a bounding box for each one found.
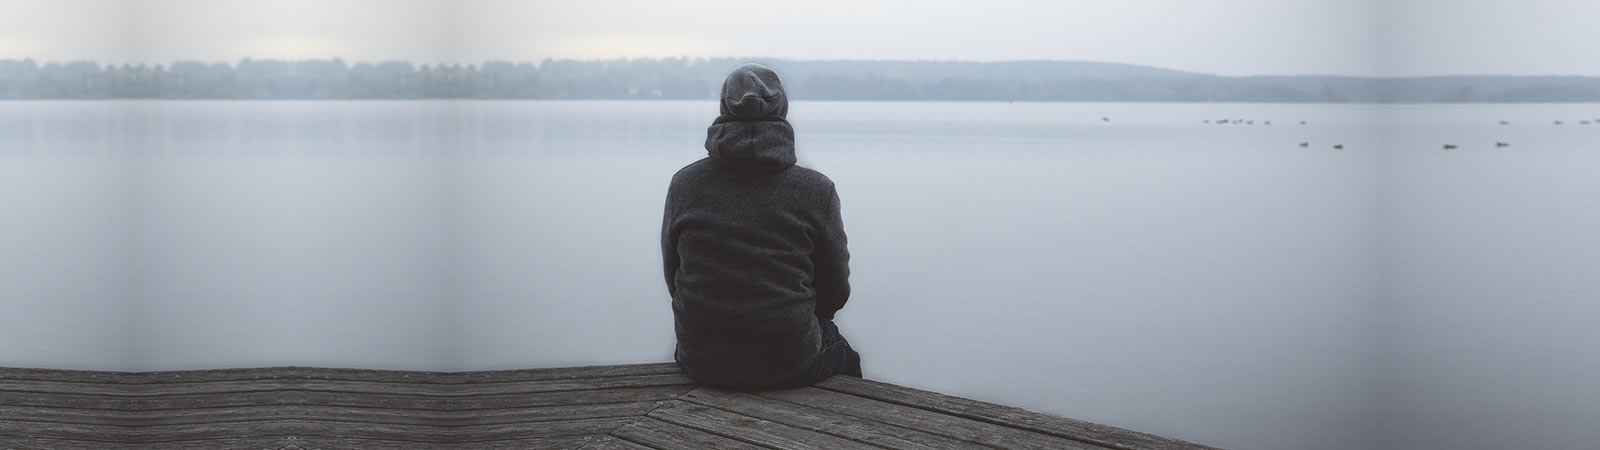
[4,57,1600,102]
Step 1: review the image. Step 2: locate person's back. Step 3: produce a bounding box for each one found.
[661,64,860,390]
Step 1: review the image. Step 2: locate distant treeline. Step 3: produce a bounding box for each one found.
[3,57,1599,102]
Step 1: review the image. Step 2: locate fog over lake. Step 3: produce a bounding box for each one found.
[2,100,1598,450]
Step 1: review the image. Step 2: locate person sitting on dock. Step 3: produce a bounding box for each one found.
[661,63,862,391]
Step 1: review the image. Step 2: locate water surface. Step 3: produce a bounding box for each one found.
[2,100,1596,450]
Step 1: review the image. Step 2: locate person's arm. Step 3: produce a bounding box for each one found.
[661,189,680,297]
[813,186,851,320]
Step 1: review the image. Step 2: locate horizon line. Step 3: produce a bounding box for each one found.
[3,57,1597,80]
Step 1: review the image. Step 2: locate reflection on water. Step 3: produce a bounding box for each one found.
[1,101,1597,450]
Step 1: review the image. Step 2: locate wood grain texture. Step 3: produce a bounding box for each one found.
[608,417,766,450]
[574,435,658,450]
[1,435,597,450]
[681,387,996,450]
[645,400,882,450]
[0,364,1226,450]
[817,375,1225,450]
[758,386,1107,450]
[1,385,693,411]
[5,400,666,427]
[0,417,631,442]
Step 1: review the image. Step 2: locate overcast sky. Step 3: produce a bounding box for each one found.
[2,0,1597,77]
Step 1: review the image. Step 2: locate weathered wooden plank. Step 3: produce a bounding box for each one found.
[1,435,578,450]
[0,390,144,410]
[682,387,996,450]
[119,435,600,450]
[0,373,693,397]
[0,420,124,442]
[0,362,682,385]
[153,435,596,450]
[450,363,683,384]
[1,385,693,411]
[4,400,665,427]
[817,376,1223,450]
[0,364,1216,450]
[433,401,668,427]
[577,434,658,450]
[1,435,199,450]
[0,417,632,443]
[92,435,594,450]
[454,435,601,450]
[442,417,636,442]
[646,400,882,450]
[609,417,765,450]
[758,387,1105,450]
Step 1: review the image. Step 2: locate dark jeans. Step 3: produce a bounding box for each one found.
[697,319,862,391]
[761,319,861,391]
[815,319,863,379]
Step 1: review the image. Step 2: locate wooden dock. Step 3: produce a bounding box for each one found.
[0,362,1223,450]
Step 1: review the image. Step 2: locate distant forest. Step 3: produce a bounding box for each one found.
[3,57,1599,102]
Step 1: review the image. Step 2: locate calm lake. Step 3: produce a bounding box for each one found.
[2,100,1597,450]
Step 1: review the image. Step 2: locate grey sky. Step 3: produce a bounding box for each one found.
[2,0,1597,77]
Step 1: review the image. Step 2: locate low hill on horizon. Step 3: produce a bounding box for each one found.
[3,57,1598,102]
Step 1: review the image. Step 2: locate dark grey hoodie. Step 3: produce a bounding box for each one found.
[661,63,852,390]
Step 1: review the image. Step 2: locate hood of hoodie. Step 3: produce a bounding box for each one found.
[705,63,796,173]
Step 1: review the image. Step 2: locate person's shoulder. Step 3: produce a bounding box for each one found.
[785,165,836,189]
[670,158,717,182]
[784,166,840,212]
